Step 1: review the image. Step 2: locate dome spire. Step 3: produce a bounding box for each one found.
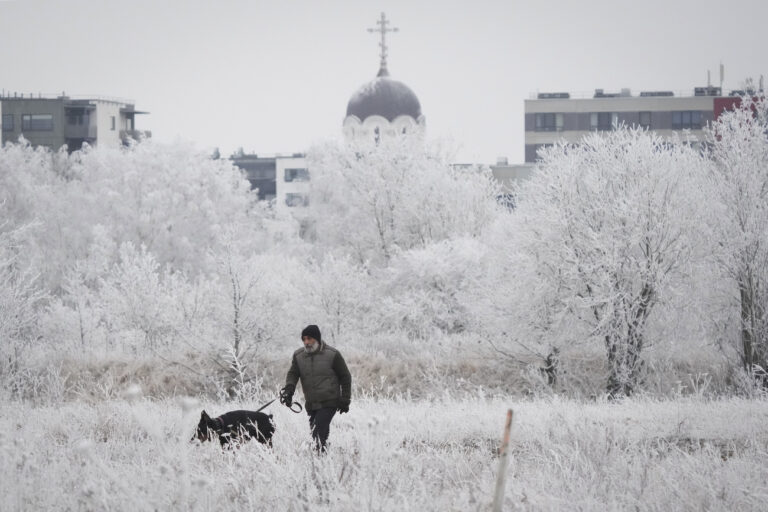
[367,12,398,77]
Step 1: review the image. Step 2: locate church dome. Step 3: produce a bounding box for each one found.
[346,69,422,122]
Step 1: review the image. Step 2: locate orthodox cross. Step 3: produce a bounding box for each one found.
[367,12,398,76]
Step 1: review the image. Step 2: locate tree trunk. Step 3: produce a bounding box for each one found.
[605,313,650,398]
[541,349,559,386]
[739,272,768,388]
[740,283,755,372]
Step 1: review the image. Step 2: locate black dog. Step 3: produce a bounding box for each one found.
[194,409,275,447]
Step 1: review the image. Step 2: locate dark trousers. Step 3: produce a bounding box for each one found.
[308,407,336,452]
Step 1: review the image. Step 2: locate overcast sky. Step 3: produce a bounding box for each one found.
[1,0,765,163]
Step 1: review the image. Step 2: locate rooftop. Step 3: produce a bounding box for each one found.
[529,86,764,100]
[0,92,136,105]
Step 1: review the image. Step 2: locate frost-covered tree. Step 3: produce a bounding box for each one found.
[0,140,65,289]
[307,137,500,266]
[61,140,258,276]
[497,127,705,397]
[0,139,261,293]
[306,137,502,340]
[707,97,768,384]
[42,228,114,352]
[204,225,304,392]
[302,254,371,344]
[0,140,54,225]
[0,224,46,379]
[380,237,487,340]
[97,242,187,352]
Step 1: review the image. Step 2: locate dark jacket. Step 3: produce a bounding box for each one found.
[285,342,351,411]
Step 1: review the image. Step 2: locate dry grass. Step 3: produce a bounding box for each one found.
[4,342,740,406]
[1,393,767,511]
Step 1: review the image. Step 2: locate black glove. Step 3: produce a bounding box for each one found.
[280,386,294,407]
[337,399,350,414]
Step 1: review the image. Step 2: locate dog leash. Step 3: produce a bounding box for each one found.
[256,397,303,414]
[255,398,276,412]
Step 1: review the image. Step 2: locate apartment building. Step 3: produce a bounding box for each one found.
[0,93,149,152]
[523,86,735,163]
[231,153,308,209]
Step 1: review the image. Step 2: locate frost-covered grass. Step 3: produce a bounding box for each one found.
[2,395,767,511]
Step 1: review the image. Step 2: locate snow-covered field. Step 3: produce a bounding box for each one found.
[2,395,766,511]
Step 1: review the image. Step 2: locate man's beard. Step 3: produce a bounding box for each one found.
[304,341,320,354]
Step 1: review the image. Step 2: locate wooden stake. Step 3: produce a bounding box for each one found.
[492,409,514,512]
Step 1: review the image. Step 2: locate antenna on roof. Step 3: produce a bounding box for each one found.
[719,62,724,92]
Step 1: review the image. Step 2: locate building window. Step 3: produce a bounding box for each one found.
[284,168,310,182]
[111,116,116,130]
[590,112,617,131]
[285,193,309,208]
[21,114,54,131]
[639,111,651,130]
[2,114,13,132]
[672,111,702,130]
[535,113,564,132]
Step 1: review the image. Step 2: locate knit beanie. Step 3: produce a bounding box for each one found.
[301,324,322,343]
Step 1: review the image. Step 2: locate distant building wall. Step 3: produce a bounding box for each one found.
[523,90,729,163]
[491,163,535,192]
[0,98,65,149]
[0,94,149,152]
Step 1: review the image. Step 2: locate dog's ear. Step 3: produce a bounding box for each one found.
[201,410,210,421]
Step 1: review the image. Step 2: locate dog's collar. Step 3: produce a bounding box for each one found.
[213,416,225,431]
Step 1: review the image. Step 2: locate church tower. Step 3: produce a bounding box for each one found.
[343,13,426,144]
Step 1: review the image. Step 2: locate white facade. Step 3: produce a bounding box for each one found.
[94,100,123,148]
[275,155,310,214]
[343,113,425,144]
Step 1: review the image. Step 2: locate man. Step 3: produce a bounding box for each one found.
[280,324,352,452]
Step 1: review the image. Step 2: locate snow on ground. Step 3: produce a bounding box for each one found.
[1,395,767,511]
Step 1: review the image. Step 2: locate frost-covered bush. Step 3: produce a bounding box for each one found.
[377,237,487,340]
[297,254,373,344]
